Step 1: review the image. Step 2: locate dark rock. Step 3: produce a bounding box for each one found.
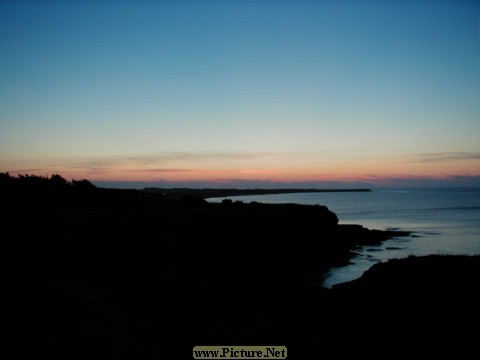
[1,173,424,357]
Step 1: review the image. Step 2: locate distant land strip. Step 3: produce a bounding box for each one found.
[142,187,371,199]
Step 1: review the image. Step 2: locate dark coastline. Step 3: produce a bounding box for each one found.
[2,174,478,358]
[142,187,371,201]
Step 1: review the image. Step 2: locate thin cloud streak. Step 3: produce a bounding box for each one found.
[120,151,275,164]
[129,168,199,174]
[408,152,480,163]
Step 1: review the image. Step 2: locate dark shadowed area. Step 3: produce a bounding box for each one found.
[3,174,478,358]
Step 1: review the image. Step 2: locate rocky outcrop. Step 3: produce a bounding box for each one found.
[331,254,480,298]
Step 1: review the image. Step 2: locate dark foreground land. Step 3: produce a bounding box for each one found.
[2,174,479,358]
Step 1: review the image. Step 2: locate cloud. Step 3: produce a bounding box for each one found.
[354,175,480,188]
[409,152,480,163]
[1,151,284,181]
[127,168,198,173]
[7,168,46,174]
[119,151,273,164]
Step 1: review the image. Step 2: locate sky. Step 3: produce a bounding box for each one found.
[1,0,479,188]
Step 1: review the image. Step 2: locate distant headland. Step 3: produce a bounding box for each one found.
[143,187,371,200]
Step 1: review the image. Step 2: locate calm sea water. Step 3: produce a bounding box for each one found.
[208,188,480,287]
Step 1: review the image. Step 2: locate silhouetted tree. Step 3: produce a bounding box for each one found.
[71,179,96,190]
[49,174,68,188]
[0,172,12,185]
[222,198,233,205]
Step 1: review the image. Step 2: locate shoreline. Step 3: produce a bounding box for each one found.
[3,174,478,356]
[142,187,371,200]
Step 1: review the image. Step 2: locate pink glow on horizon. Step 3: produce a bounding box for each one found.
[2,150,478,186]
[4,164,478,187]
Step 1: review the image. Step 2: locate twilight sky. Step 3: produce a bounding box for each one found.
[1,0,479,187]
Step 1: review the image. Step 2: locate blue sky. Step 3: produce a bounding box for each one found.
[0,0,479,187]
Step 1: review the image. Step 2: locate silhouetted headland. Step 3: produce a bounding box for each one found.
[3,173,478,358]
[143,187,371,201]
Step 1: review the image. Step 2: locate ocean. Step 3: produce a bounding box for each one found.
[208,188,480,287]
